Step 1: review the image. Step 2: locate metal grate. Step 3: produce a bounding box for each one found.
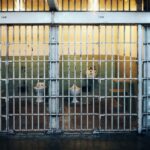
[0,0,145,12]
[0,25,139,133]
[58,25,138,132]
[0,25,50,131]
[143,26,150,131]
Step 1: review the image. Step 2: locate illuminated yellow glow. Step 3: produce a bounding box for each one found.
[89,0,99,11]
[15,0,24,11]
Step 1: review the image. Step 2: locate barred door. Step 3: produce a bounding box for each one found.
[0,24,140,133]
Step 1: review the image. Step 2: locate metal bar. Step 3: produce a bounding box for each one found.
[19,26,21,130]
[0,0,2,11]
[49,25,59,129]
[43,25,46,130]
[3,112,138,116]
[12,25,15,130]
[117,25,120,130]
[98,25,101,130]
[129,25,132,131]
[138,24,143,134]
[86,26,89,130]
[0,26,1,131]
[123,25,126,130]
[80,25,83,131]
[74,26,76,130]
[92,25,95,129]
[47,0,59,11]
[61,26,64,130]
[111,25,114,130]
[105,26,107,130]
[1,12,150,25]
[31,26,34,130]
[4,95,137,99]
[68,25,71,130]
[37,26,40,130]
[25,25,27,131]
[5,25,9,131]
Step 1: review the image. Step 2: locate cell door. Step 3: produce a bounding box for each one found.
[0,24,140,133]
[58,25,138,133]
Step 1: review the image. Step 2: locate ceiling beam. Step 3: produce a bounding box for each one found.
[48,0,58,11]
[0,12,150,25]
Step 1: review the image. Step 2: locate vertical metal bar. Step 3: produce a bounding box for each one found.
[80,25,83,131]
[25,25,27,131]
[123,25,126,130]
[25,0,27,11]
[74,0,76,11]
[117,25,120,130]
[31,26,34,130]
[37,26,40,130]
[80,0,82,11]
[92,25,95,129]
[68,25,71,130]
[44,0,46,11]
[138,25,143,134]
[144,26,148,130]
[129,0,131,11]
[6,0,8,11]
[49,25,59,130]
[31,0,33,11]
[86,26,89,129]
[0,26,2,131]
[74,25,76,130]
[38,0,40,11]
[5,25,9,131]
[61,26,64,130]
[105,25,107,130]
[111,25,114,130]
[98,25,101,130]
[0,0,2,11]
[12,25,15,130]
[19,26,21,131]
[86,0,88,11]
[62,0,64,11]
[43,25,46,130]
[129,25,132,130]
[117,0,119,11]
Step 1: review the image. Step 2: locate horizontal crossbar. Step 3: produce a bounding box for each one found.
[0,12,150,25]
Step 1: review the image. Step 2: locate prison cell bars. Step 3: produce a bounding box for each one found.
[143,26,150,131]
[0,0,144,12]
[0,24,141,132]
[2,26,51,132]
[0,26,1,131]
[0,0,48,11]
[59,25,139,132]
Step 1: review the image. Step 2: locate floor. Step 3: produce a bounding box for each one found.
[0,134,150,150]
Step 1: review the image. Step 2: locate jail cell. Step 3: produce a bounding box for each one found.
[0,24,138,132]
[58,25,138,132]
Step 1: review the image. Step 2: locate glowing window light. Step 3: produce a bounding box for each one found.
[15,0,25,11]
[88,0,99,11]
